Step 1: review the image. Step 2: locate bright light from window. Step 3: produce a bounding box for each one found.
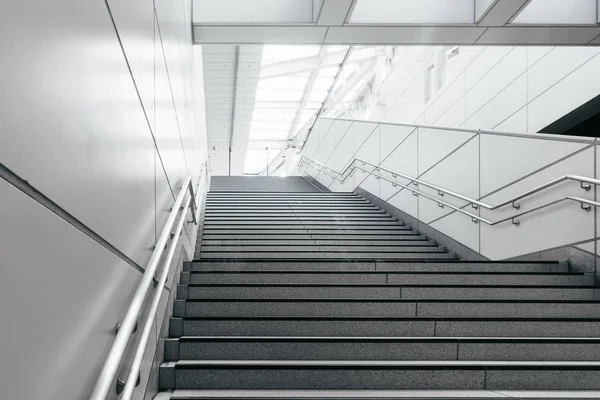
[245,44,351,174]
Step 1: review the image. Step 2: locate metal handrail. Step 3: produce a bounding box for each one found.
[300,155,599,211]
[121,171,207,400]
[315,117,597,145]
[89,175,201,400]
[300,156,599,226]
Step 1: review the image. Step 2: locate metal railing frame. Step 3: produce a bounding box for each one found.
[89,170,207,400]
[299,156,600,226]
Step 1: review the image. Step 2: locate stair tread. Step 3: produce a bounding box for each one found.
[180,299,600,303]
[188,271,579,275]
[169,188,590,393]
[164,360,600,367]
[174,336,600,342]
[164,389,600,399]
[182,283,596,288]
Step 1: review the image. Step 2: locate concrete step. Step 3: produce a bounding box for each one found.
[205,210,388,215]
[198,245,444,253]
[205,201,372,206]
[195,252,455,260]
[159,360,600,390]
[185,271,583,285]
[205,205,381,210]
[199,239,433,246]
[177,284,598,301]
[158,388,600,400]
[204,216,398,221]
[187,261,569,273]
[202,224,410,230]
[168,316,600,338]
[201,232,421,239]
[206,196,364,199]
[164,337,600,362]
[202,229,416,235]
[206,192,358,195]
[203,221,402,226]
[172,299,600,318]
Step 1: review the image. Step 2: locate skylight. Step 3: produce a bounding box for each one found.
[243,45,351,174]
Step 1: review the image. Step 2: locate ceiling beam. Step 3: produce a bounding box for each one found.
[477,0,533,26]
[260,49,343,79]
[287,47,328,140]
[316,0,357,26]
[228,45,240,176]
[260,47,375,79]
[193,24,600,46]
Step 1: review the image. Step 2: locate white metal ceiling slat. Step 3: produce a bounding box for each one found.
[202,44,264,175]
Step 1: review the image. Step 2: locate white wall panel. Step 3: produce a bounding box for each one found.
[352,121,379,154]
[0,1,206,399]
[527,47,553,67]
[465,47,513,90]
[315,119,352,163]
[313,120,347,182]
[480,149,595,259]
[358,175,381,198]
[388,186,419,219]
[425,74,466,124]
[306,117,597,262]
[466,74,527,130]
[356,126,381,197]
[527,53,600,132]
[155,42,189,190]
[422,137,479,198]
[328,124,355,171]
[527,47,600,101]
[479,134,587,195]
[379,132,419,217]
[576,241,595,254]
[418,138,479,223]
[433,96,467,128]
[0,0,157,268]
[380,132,419,183]
[494,107,528,133]
[379,125,416,161]
[418,128,475,174]
[328,175,355,192]
[355,125,380,164]
[0,180,143,400]
[466,48,526,118]
[431,208,480,253]
[306,118,334,158]
[107,0,156,131]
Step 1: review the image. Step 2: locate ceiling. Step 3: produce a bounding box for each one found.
[203,44,383,175]
[199,0,600,175]
[192,0,600,46]
[202,45,262,175]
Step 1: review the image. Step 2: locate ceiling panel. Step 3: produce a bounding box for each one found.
[194,26,329,44]
[325,27,487,45]
[202,44,263,175]
[476,27,600,45]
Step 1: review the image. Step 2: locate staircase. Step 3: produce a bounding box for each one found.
[158,177,600,399]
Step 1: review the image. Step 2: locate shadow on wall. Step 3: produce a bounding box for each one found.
[541,93,600,138]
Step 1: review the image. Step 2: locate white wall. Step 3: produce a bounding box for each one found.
[0,0,207,398]
[302,118,598,262]
[361,46,600,134]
